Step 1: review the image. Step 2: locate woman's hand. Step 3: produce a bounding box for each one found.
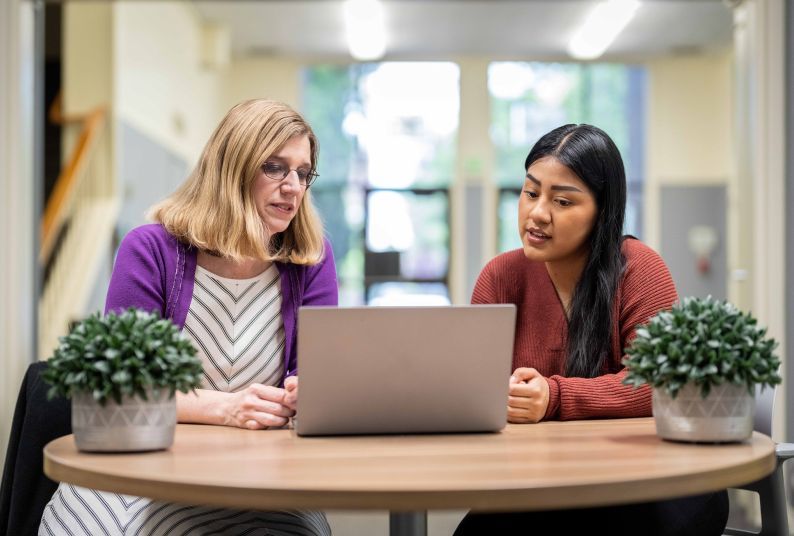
[283,375,298,411]
[222,383,295,430]
[507,367,550,423]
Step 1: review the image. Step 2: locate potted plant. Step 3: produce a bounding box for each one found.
[623,296,781,442]
[43,308,204,452]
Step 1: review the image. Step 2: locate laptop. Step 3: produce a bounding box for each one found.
[295,304,516,436]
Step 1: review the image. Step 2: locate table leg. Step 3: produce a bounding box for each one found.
[389,511,427,536]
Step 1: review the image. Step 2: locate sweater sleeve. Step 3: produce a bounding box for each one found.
[104,227,168,317]
[301,238,339,307]
[471,259,500,305]
[544,241,678,421]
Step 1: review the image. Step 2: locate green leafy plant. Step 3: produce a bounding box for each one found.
[623,296,781,398]
[43,308,204,406]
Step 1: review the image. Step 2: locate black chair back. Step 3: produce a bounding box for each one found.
[0,361,71,536]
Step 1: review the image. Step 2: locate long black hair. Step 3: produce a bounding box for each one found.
[524,124,627,378]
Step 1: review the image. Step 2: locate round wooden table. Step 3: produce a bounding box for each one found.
[44,418,775,536]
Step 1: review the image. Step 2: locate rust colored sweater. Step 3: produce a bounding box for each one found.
[471,238,678,421]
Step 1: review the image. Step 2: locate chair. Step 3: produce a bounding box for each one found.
[0,361,72,535]
[724,384,794,536]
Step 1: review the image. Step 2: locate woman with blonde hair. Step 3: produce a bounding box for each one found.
[40,100,337,535]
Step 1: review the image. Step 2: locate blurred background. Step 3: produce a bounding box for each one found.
[35,1,752,313]
[0,0,791,532]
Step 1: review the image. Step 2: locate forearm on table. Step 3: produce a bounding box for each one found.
[177,389,231,426]
[547,372,652,421]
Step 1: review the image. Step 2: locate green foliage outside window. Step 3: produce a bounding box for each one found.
[491,62,646,252]
[303,63,458,304]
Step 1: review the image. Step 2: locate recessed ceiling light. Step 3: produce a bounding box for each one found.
[568,0,641,60]
[343,0,387,61]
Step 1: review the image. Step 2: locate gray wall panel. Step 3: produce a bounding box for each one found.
[83,122,189,317]
[660,185,727,300]
[785,0,793,442]
[118,121,188,236]
[464,183,484,301]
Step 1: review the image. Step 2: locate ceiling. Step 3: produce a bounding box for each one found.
[192,0,734,60]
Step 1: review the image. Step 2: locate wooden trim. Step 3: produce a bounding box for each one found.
[48,90,91,126]
[39,106,106,263]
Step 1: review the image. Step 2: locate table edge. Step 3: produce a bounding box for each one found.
[43,428,777,512]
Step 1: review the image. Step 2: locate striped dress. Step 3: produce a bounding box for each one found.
[39,264,331,536]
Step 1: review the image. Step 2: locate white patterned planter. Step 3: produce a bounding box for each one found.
[72,388,176,452]
[652,383,754,442]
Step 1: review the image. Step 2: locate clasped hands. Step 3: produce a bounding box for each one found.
[225,376,299,430]
[508,367,550,424]
[223,369,548,429]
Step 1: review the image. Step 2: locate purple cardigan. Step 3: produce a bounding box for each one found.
[105,224,338,385]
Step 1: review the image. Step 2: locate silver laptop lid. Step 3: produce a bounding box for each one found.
[296,305,516,436]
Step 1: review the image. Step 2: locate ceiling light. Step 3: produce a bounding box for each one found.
[343,0,387,61]
[567,0,641,60]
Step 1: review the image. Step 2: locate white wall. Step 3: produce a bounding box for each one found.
[0,0,35,457]
[219,56,302,112]
[114,1,222,165]
[63,2,113,117]
[643,50,737,300]
[64,1,222,175]
[644,51,734,245]
[733,0,787,441]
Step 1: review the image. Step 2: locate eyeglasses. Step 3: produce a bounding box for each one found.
[261,162,319,188]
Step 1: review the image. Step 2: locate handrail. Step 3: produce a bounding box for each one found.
[38,91,117,359]
[39,102,107,263]
[48,91,86,125]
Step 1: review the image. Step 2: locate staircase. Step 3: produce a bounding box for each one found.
[38,100,119,360]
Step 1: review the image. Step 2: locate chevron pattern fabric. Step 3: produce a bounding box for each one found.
[40,484,330,536]
[184,265,285,392]
[39,264,331,535]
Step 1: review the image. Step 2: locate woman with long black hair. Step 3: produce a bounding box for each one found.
[455,124,728,535]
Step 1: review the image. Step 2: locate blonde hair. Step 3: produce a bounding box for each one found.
[149,99,325,265]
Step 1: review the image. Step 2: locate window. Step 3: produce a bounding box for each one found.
[303,63,459,305]
[489,62,646,252]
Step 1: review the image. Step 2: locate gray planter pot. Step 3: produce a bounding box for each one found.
[652,382,754,442]
[72,388,177,452]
